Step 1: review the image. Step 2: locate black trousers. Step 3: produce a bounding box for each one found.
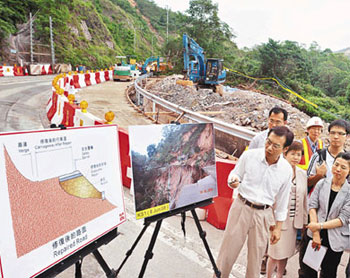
[298,231,343,278]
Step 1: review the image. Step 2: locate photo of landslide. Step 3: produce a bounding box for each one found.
[4,149,116,258]
[131,123,217,215]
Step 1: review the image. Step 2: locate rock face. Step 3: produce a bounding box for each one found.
[131,123,216,212]
[146,75,321,140]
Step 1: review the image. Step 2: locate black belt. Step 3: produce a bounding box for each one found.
[238,194,270,210]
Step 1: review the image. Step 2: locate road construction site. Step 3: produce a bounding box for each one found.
[0,75,348,277]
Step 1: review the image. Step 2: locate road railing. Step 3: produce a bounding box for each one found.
[134,74,256,142]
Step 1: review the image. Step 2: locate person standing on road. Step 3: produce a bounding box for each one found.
[297,117,324,171]
[216,126,294,278]
[248,106,288,274]
[248,106,288,149]
[266,141,308,278]
[299,152,350,277]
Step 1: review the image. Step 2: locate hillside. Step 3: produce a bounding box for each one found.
[1,0,350,122]
[336,47,350,57]
[0,0,178,67]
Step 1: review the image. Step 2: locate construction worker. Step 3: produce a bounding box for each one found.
[297,116,324,170]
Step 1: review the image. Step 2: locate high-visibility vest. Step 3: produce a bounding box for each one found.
[297,137,323,170]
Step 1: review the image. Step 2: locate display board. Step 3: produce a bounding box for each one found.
[129,123,217,219]
[0,125,126,278]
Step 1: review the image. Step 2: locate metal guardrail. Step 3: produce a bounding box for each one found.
[134,74,256,142]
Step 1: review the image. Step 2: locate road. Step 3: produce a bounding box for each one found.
[0,75,52,132]
[1,76,348,277]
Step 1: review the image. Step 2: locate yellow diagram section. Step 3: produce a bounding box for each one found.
[59,171,103,199]
[136,203,170,219]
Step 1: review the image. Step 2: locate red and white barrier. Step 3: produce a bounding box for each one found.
[50,94,68,125]
[46,69,135,187]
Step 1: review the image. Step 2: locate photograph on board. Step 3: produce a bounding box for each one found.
[129,123,217,219]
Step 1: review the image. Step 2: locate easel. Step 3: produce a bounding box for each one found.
[37,227,119,278]
[116,199,221,278]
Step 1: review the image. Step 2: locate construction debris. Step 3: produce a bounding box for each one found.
[145,75,319,140]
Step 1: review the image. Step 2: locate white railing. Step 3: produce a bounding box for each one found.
[134,74,256,142]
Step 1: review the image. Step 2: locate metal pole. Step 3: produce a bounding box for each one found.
[166,6,169,43]
[133,26,136,53]
[30,13,33,63]
[151,36,153,56]
[49,16,55,65]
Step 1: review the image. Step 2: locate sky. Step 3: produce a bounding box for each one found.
[129,125,164,155]
[153,0,350,51]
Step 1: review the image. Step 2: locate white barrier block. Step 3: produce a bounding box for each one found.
[90,73,96,85]
[100,71,105,83]
[78,74,86,88]
[3,66,14,76]
[51,95,68,125]
[74,110,102,127]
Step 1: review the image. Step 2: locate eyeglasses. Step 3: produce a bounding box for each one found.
[329,131,347,136]
[265,138,282,150]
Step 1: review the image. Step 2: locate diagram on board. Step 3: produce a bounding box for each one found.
[0,126,125,278]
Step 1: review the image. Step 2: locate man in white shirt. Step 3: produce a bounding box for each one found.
[216,126,294,278]
[249,106,288,149]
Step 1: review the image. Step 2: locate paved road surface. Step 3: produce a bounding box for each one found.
[0,75,52,132]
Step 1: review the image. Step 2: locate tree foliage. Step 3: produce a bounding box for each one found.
[227,38,350,120]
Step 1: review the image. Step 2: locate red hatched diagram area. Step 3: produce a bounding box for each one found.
[5,149,116,258]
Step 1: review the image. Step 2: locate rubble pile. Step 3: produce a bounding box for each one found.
[147,75,312,139]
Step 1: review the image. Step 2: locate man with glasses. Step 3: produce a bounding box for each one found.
[216,126,294,278]
[248,106,288,274]
[298,117,324,171]
[307,119,349,192]
[249,106,288,149]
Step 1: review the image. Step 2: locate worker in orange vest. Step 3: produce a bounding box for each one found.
[297,116,324,170]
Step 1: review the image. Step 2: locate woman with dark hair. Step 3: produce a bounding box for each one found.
[299,152,350,277]
[267,141,308,278]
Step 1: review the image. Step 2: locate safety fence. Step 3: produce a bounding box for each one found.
[0,64,52,76]
[0,63,74,77]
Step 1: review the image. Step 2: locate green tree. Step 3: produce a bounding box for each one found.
[184,0,236,58]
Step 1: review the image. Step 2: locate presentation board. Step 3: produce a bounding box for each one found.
[129,123,217,219]
[0,125,126,278]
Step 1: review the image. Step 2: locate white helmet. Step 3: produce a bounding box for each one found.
[306,116,323,129]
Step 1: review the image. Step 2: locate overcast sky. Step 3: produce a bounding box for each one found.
[153,0,349,51]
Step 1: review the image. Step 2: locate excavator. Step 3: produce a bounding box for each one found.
[179,33,226,95]
[141,56,160,74]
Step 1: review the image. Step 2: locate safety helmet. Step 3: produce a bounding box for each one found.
[306,116,323,129]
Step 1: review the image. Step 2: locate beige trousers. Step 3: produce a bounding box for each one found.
[216,197,274,278]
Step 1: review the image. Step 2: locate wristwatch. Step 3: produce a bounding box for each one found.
[320,222,324,230]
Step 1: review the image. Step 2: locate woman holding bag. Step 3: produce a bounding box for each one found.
[299,152,350,278]
[267,141,308,278]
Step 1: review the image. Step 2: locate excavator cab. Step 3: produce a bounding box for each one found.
[205,59,224,83]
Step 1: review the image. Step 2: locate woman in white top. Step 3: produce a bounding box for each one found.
[267,141,308,278]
